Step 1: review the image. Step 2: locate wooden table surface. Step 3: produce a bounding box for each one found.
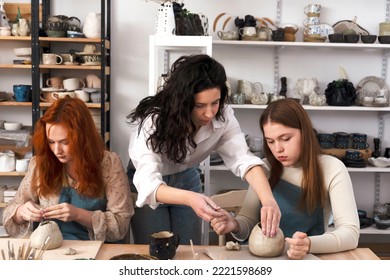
[95,244,380,260]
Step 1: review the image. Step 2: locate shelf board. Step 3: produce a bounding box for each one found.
[39,64,104,70]
[0,171,27,176]
[0,64,32,69]
[213,40,390,50]
[40,102,110,111]
[0,101,31,106]
[39,37,102,43]
[230,104,390,112]
[0,36,31,41]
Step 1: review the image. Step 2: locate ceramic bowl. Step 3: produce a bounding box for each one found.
[361,34,377,44]
[328,33,344,43]
[13,47,32,56]
[374,214,390,229]
[344,34,360,43]
[368,157,390,167]
[4,122,22,131]
[378,35,390,44]
[45,30,67,37]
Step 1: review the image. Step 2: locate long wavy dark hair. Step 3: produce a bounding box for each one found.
[32,97,105,198]
[259,98,326,213]
[127,54,229,163]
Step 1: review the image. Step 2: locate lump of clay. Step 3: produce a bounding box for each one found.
[248,223,284,257]
[30,220,63,250]
[225,241,240,251]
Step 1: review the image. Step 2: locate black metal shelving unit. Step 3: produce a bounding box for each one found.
[30,0,111,148]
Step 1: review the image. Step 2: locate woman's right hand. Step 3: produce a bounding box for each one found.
[14,201,43,223]
[188,193,224,222]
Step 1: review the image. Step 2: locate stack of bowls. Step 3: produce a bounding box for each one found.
[45,15,69,37]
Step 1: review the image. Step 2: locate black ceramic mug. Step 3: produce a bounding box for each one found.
[149,231,180,260]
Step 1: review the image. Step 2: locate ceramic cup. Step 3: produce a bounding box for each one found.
[74,90,90,102]
[352,142,369,150]
[149,231,180,260]
[15,158,30,172]
[63,78,86,91]
[303,16,320,27]
[351,133,367,143]
[51,91,76,100]
[13,84,32,102]
[42,53,63,65]
[46,76,64,89]
[86,74,101,88]
[345,150,363,160]
[90,92,107,103]
[304,4,321,17]
[239,26,257,38]
[217,30,239,40]
[379,22,390,36]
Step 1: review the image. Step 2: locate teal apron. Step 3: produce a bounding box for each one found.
[55,186,107,240]
[273,179,325,238]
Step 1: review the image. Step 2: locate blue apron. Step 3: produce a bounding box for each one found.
[55,186,107,240]
[273,179,325,238]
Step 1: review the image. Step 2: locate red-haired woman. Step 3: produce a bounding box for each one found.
[3,97,134,242]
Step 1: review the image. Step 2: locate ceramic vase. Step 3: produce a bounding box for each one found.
[155,1,176,35]
[83,12,101,38]
[18,19,30,36]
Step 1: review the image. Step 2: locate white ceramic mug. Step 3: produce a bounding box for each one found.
[63,78,86,91]
[74,90,90,102]
[15,158,30,172]
[42,53,63,65]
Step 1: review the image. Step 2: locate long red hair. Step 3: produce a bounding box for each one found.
[31,96,105,198]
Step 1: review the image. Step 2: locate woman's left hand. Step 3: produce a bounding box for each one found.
[285,231,311,260]
[42,203,77,222]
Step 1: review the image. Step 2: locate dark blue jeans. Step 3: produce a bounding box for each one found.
[127,162,202,245]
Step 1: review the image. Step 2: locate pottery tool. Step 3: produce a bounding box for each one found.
[189,239,199,260]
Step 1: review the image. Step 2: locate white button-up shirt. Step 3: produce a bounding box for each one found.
[128,105,264,209]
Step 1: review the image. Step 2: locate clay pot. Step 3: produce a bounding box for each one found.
[248,223,285,257]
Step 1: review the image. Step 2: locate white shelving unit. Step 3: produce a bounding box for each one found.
[148,35,212,96]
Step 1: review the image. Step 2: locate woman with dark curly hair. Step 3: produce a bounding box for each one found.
[3,97,134,242]
[127,54,280,244]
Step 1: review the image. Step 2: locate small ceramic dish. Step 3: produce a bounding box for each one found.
[110,253,158,260]
[4,122,22,131]
[368,157,390,167]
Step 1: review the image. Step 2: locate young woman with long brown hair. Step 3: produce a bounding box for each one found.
[3,97,134,242]
[211,98,359,259]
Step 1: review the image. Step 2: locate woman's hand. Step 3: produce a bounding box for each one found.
[260,200,281,238]
[43,203,78,222]
[188,193,224,222]
[210,208,239,235]
[285,231,311,260]
[15,201,43,223]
